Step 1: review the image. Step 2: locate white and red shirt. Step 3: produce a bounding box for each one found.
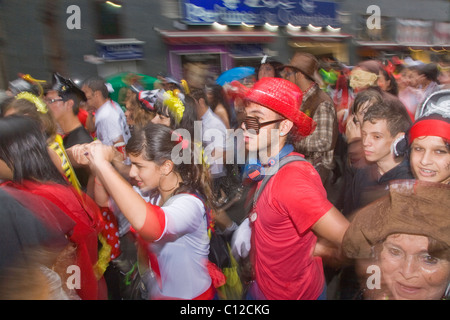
[142,193,212,300]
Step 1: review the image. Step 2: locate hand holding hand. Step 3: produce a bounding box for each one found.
[84,141,115,168]
[67,143,90,166]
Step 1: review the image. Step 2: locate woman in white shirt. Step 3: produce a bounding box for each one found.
[76,122,217,300]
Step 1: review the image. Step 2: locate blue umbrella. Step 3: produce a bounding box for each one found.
[216,67,255,86]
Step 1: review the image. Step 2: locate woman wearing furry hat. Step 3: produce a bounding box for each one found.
[342,179,450,300]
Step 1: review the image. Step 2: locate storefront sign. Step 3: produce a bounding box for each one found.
[95,39,145,61]
[433,22,450,46]
[396,19,433,45]
[229,44,265,57]
[181,0,339,27]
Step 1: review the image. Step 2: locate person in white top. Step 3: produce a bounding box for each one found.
[190,88,232,202]
[82,77,131,146]
[72,123,217,300]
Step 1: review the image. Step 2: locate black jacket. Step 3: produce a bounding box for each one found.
[350,158,414,214]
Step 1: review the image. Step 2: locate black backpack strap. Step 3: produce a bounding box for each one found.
[252,155,306,208]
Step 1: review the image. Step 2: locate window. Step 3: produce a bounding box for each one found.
[95,1,123,38]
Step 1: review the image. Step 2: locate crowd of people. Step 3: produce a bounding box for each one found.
[0,52,449,301]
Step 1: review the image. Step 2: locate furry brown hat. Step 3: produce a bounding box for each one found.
[343,179,450,259]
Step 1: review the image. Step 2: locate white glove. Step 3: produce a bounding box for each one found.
[231,218,251,260]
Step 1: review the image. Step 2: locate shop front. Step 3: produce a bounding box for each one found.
[354,17,450,64]
[157,0,342,87]
[286,26,352,64]
[157,29,276,88]
[397,19,450,63]
[84,38,146,78]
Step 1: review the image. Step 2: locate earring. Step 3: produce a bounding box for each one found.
[280,132,285,136]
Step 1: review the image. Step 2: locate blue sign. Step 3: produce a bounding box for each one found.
[181,0,339,27]
[96,40,145,61]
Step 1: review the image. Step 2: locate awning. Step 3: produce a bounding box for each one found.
[157,29,277,45]
[180,0,340,28]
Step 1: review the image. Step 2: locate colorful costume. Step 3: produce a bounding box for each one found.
[1,180,107,300]
[48,134,82,193]
[137,193,213,300]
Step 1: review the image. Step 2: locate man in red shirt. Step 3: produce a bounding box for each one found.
[236,77,349,300]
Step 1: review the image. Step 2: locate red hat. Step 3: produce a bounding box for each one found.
[243,77,316,137]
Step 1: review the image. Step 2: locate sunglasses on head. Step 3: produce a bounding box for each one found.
[243,116,284,135]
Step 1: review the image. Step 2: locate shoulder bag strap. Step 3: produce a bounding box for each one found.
[252,155,306,208]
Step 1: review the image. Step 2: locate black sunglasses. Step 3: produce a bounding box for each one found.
[243,116,283,135]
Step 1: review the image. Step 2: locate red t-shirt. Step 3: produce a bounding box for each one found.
[77,108,88,128]
[250,154,333,300]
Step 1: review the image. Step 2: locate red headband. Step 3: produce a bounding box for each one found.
[409,119,450,144]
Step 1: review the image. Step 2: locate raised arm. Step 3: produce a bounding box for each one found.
[82,141,164,241]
